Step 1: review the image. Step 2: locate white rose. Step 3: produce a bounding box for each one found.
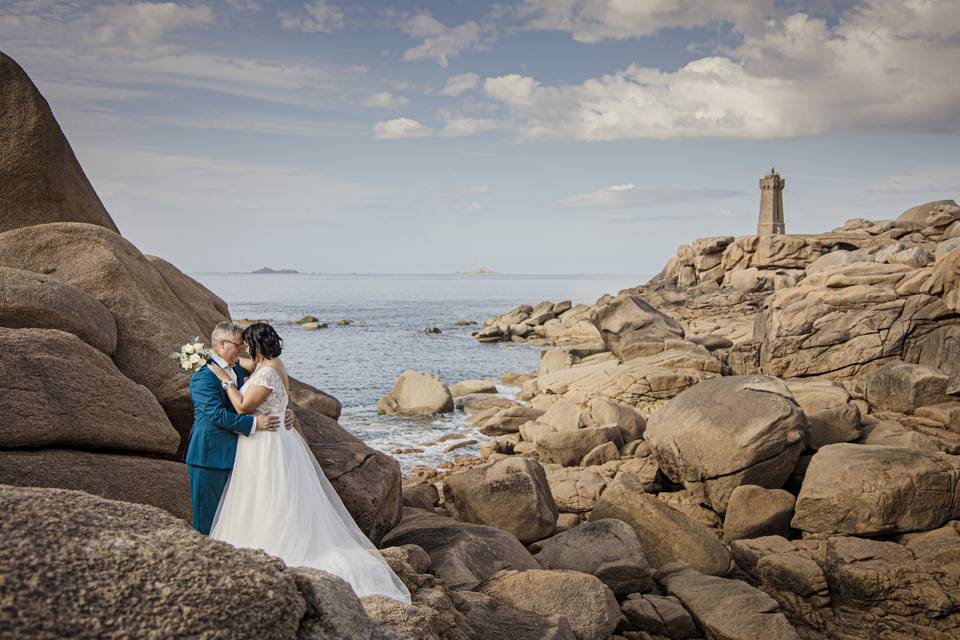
[181,359,192,370]
[194,342,204,351]
[183,344,195,355]
[189,353,201,364]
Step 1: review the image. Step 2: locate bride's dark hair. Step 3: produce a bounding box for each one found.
[243,322,283,360]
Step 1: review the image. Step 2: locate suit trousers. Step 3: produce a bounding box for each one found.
[188,465,231,535]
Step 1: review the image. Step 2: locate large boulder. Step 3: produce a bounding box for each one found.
[380,508,539,590]
[0,266,116,354]
[535,425,624,467]
[792,443,960,535]
[363,548,471,640]
[0,484,395,638]
[456,591,576,640]
[784,379,861,449]
[591,470,732,576]
[722,485,795,543]
[294,402,402,544]
[0,449,191,521]
[442,457,558,543]
[0,222,231,437]
[860,360,951,413]
[542,466,609,513]
[644,376,806,513]
[535,518,655,595]
[0,327,178,454]
[377,370,454,416]
[897,199,960,227]
[656,563,800,640]
[289,376,342,420]
[589,294,685,362]
[479,569,621,640]
[0,52,119,235]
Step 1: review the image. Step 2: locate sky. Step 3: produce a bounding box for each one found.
[2,0,959,274]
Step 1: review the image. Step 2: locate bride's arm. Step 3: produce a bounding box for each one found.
[224,382,271,414]
[237,356,256,373]
[207,364,271,414]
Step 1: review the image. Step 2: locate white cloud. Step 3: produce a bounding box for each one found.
[482,0,960,141]
[440,72,479,97]
[557,183,745,209]
[360,91,409,109]
[278,1,344,33]
[373,113,503,139]
[399,10,482,67]
[373,117,432,139]
[518,0,773,42]
[437,113,503,136]
[80,2,216,54]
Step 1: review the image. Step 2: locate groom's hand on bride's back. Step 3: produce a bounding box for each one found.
[256,414,282,432]
[284,409,295,430]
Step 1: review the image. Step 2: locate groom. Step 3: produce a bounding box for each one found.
[185,320,294,534]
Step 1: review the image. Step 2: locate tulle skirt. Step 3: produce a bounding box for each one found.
[210,415,411,603]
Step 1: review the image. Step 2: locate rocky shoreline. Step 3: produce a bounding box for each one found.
[3,47,960,640]
[382,196,960,639]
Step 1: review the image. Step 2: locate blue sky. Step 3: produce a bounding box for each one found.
[2,0,958,274]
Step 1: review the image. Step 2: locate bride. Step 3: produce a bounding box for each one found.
[206,322,411,604]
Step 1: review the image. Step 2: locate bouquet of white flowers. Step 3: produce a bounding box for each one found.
[170,337,211,373]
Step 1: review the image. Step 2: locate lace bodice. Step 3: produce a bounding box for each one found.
[241,366,289,416]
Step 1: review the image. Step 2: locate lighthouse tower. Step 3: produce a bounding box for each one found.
[757,167,785,236]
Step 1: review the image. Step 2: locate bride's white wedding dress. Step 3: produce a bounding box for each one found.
[209,365,411,604]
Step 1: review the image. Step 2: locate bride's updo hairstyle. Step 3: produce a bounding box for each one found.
[243,322,283,360]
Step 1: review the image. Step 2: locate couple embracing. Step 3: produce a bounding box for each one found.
[185,320,410,604]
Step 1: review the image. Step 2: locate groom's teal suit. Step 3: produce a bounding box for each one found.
[185,361,254,535]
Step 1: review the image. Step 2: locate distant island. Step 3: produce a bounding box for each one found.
[252,267,300,274]
[458,267,497,275]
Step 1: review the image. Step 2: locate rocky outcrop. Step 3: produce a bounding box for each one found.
[588,293,686,361]
[0,52,119,235]
[722,485,795,543]
[0,484,395,638]
[756,259,960,379]
[0,266,117,354]
[0,222,230,431]
[380,508,540,590]
[534,518,654,595]
[792,443,960,535]
[475,300,589,345]
[0,449,191,521]
[656,563,800,639]
[591,469,733,576]
[442,457,558,543]
[377,370,455,416]
[0,327,178,454]
[784,379,861,449]
[732,533,960,638]
[644,375,806,513]
[478,569,621,640]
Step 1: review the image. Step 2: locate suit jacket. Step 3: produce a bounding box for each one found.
[184,361,255,470]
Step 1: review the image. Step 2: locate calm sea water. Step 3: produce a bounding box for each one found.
[193,273,648,473]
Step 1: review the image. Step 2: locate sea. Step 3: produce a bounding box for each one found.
[193,273,649,474]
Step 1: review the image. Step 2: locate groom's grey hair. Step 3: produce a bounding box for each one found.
[211,321,243,344]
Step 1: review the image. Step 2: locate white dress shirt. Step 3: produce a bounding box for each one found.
[211,353,255,435]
